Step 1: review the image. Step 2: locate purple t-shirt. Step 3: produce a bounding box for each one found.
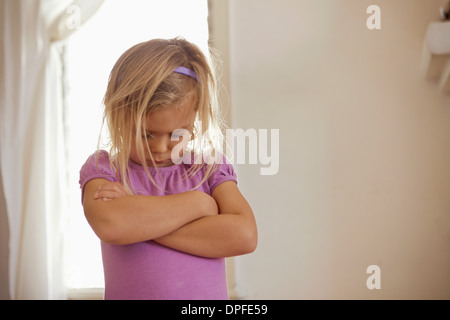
[79,150,237,300]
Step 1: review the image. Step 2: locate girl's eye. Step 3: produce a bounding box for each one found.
[142,134,154,139]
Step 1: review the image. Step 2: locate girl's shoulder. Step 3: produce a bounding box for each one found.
[182,152,237,191]
[79,150,118,202]
[80,150,116,179]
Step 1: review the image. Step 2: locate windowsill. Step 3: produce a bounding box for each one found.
[67,287,243,300]
[67,288,104,300]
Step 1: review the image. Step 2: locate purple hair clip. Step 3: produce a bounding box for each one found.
[173,66,199,82]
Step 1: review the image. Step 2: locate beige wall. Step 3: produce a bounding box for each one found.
[228,0,450,299]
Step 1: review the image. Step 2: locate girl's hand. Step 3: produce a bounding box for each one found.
[189,190,219,217]
[94,181,128,201]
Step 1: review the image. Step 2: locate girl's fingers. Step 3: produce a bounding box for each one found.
[94,184,127,200]
[93,181,127,201]
[94,190,120,200]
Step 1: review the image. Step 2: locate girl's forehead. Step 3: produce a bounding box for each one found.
[144,101,196,133]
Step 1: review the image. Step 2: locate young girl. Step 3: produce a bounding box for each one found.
[79,38,257,300]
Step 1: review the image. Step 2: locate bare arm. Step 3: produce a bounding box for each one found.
[82,178,218,245]
[154,181,258,258]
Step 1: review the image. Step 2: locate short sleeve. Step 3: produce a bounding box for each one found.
[207,155,238,192]
[79,150,117,203]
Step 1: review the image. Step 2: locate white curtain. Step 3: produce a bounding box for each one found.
[0,0,104,299]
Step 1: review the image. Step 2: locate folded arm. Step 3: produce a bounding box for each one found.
[154,181,258,258]
[82,178,218,245]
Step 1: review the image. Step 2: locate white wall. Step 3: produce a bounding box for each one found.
[229,0,450,299]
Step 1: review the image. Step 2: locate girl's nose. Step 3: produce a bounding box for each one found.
[150,136,169,154]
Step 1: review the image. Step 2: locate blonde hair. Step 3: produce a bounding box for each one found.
[100,38,224,194]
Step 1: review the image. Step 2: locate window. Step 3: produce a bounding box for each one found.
[65,0,209,294]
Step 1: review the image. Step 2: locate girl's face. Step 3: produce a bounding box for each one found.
[130,96,196,167]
